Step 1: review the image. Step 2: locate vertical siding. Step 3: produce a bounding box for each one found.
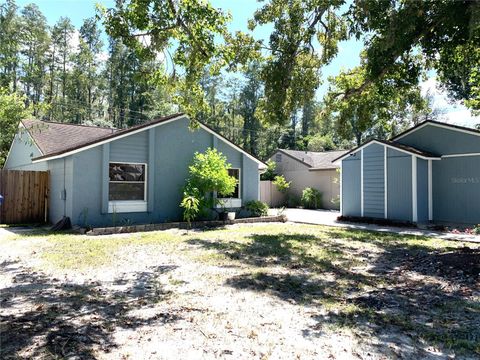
[387,149,412,222]
[433,156,480,224]
[342,151,361,216]
[363,143,384,218]
[416,158,429,223]
[110,131,148,163]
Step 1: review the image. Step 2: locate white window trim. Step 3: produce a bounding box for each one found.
[109,200,147,213]
[108,162,147,213]
[217,168,242,208]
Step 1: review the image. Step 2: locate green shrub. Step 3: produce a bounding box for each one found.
[301,187,322,209]
[260,160,277,181]
[286,193,300,208]
[273,175,291,193]
[245,200,269,217]
[180,194,200,224]
[180,148,237,221]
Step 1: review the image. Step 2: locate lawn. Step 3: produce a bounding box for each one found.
[1,223,479,359]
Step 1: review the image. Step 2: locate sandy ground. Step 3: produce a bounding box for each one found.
[1,224,479,359]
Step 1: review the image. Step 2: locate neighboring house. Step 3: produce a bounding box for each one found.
[334,120,480,225]
[269,149,348,210]
[4,114,267,227]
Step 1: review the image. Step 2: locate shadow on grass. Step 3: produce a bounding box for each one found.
[189,228,480,356]
[0,261,179,358]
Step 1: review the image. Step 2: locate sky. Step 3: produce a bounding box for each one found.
[16,0,479,128]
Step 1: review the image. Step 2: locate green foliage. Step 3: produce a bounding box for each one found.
[260,160,277,181]
[180,194,200,225]
[307,134,336,152]
[245,200,269,217]
[325,63,432,145]
[251,0,348,125]
[0,88,31,166]
[181,148,236,221]
[100,0,233,120]
[273,175,291,194]
[347,0,479,115]
[301,187,322,209]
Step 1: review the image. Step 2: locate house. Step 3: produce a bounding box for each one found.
[334,120,480,225]
[4,114,267,227]
[269,149,348,209]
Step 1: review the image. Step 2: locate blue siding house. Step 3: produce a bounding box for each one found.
[4,114,267,227]
[335,121,480,225]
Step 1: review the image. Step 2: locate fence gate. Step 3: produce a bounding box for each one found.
[0,170,49,224]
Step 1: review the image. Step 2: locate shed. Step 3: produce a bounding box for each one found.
[334,120,480,225]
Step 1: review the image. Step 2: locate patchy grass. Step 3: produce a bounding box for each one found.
[2,223,479,357]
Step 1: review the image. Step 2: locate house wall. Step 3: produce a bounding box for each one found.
[341,151,361,216]
[270,151,340,210]
[4,132,48,171]
[432,156,480,225]
[272,151,309,172]
[67,117,260,227]
[363,143,384,218]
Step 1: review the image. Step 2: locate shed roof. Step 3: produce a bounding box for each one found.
[20,114,267,169]
[332,139,442,163]
[277,149,348,169]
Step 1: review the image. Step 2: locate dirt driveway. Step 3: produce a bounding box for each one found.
[1,223,479,359]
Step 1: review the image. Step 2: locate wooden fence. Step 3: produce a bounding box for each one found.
[0,170,49,224]
[260,180,286,207]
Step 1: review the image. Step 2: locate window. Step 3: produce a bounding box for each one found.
[220,168,239,198]
[275,153,282,162]
[217,168,241,208]
[108,163,147,212]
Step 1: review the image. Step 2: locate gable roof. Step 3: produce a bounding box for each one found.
[276,149,348,169]
[22,113,267,169]
[22,119,118,157]
[332,139,442,163]
[392,120,480,141]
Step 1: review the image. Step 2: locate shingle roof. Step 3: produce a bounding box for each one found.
[278,149,348,169]
[331,139,441,163]
[22,119,118,156]
[21,114,267,169]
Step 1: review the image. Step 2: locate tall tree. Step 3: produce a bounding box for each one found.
[250,0,348,125]
[0,0,21,91]
[50,17,74,119]
[20,4,50,115]
[239,63,262,155]
[100,0,232,120]
[346,0,480,113]
[79,17,103,121]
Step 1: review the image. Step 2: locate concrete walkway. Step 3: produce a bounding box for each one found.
[281,208,480,243]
